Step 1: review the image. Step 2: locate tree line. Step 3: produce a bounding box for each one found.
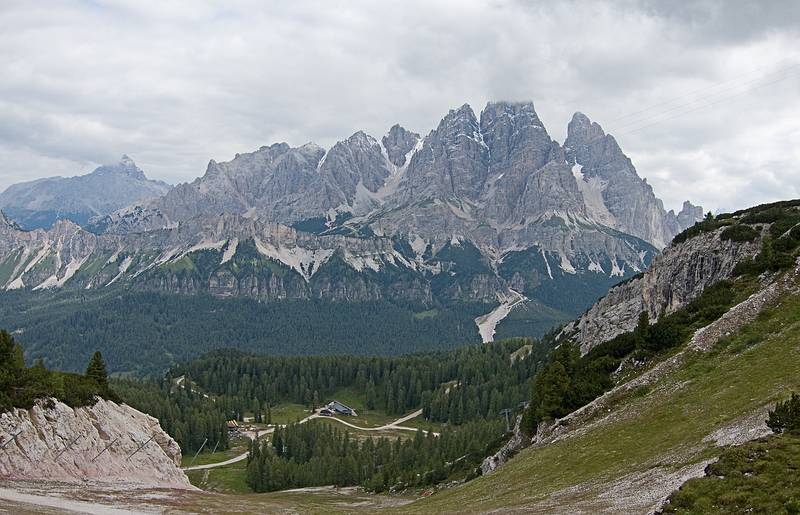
[172,337,552,426]
[112,377,229,454]
[246,419,505,493]
[0,289,488,376]
[0,329,116,413]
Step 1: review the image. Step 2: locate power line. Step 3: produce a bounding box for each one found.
[613,67,800,137]
[607,64,800,134]
[608,58,800,123]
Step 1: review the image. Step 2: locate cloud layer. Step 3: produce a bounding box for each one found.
[1,0,798,212]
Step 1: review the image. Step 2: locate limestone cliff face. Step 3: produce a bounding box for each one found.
[0,212,436,303]
[564,113,698,248]
[0,398,192,489]
[561,225,764,354]
[91,102,701,253]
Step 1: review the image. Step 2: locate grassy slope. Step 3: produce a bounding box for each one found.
[398,289,800,513]
[661,433,800,514]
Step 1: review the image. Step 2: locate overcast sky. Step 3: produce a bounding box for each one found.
[1,0,798,212]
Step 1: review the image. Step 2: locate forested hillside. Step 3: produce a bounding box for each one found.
[112,378,229,454]
[246,419,505,493]
[171,338,552,425]
[0,290,489,376]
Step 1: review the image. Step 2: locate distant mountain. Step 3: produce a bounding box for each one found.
[94,102,700,248]
[0,102,703,343]
[0,155,171,230]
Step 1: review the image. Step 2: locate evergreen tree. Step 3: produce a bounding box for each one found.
[767,392,800,434]
[86,351,109,390]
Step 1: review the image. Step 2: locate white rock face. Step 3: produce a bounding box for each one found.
[0,398,192,489]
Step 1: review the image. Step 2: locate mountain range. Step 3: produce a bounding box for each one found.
[0,155,170,230]
[0,101,703,342]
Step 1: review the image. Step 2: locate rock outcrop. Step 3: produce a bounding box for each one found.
[481,414,526,475]
[561,223,764,354]
[542,256,799,446]
[0,398,192,489]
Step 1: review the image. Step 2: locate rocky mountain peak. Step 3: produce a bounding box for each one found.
[562,112,705,248]
[401,103,488,202]
[258,142,291,154]
[482,100,541,122]
[344,130,378,149]
[677,201,705,229]
[120,153,135,167]
[382,125,420,167]
[480,101,552,169]
[89,101,703,253]
[564,112,626,170]
[441,103,480,131]
[567,112,606,141]
[93,155,148,181]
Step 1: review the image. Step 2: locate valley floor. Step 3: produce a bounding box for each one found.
[3,267,798,514]
[0,480,415,514]
[5,290,798,513]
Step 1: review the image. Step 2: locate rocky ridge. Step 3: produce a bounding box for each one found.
[561,223,764,354]
[0,101,704,336]
[0,156,170,230]
[0,398,191,489]
[94,102,700,254]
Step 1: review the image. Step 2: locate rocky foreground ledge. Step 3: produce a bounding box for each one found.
[0,398,193,489]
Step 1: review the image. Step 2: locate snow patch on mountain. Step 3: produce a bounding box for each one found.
[410,234,427,257]
[610,258,625,277]
[559,252,577,274]
[588,260,605,273]
[106,256,133,286]
[342,250,382,272]
[178,239,227,260]
[541,249,553,279]
[254,238,334,281]
[374,137,423,201]
[572,163,616,227]
[221,238,239,264]
[475,289,527,343]
[6,277,24,290]
[34,254,89,290]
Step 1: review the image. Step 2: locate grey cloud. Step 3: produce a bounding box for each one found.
[635,0,800,44]
[0,0,798,214]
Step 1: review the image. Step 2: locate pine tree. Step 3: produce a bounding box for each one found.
[86,351,109,390]
[767,392,800,434]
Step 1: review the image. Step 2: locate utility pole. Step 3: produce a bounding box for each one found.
[187,438,208,468]
[499,409,511,433]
